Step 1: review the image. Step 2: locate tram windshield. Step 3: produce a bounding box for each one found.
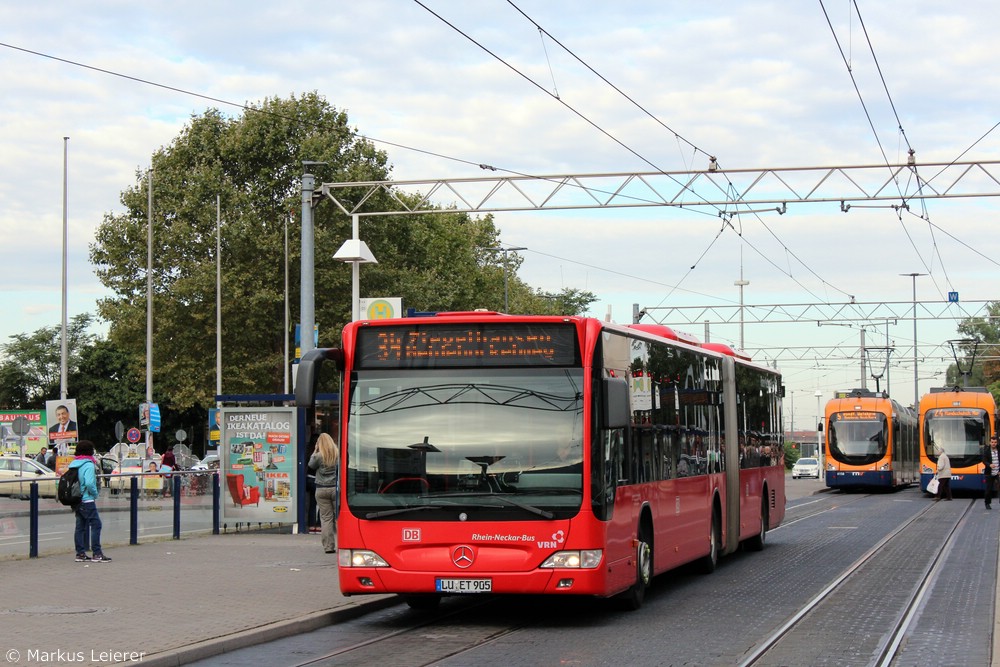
[343,367,586,520]
[923,408,989,468]
[828,411,887,465]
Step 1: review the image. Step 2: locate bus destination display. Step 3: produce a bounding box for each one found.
[356,323,579,368]
[836,411,879,421]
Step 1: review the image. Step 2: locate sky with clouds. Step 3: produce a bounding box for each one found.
[3,1,1000,416]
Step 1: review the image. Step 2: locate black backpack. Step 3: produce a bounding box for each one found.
[58,464,84,506]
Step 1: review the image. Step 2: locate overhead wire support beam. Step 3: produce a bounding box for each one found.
[644,299,995,326]
[315,160,1000,217]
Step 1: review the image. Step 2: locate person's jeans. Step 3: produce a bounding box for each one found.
[315,486,337,552]
[74,501,103,555]
[987,474,1000,506]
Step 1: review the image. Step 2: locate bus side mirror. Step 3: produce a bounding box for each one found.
[294,348,344,408]
[602,377,629,429]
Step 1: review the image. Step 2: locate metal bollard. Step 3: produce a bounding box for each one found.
[173,475,181,539]
[29,482,39,558]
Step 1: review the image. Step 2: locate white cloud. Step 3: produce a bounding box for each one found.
[2,1,999,404]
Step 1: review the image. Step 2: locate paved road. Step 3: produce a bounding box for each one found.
[0,530,396,667]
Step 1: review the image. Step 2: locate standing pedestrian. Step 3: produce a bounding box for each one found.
[69,440,111,562]
[305,434,320,533]
[161,444,177,469]
[36,446,49,464]
[935,445,953,501]
[984,436,1000,509]
[160,445,176,498]
[308,433,339,554]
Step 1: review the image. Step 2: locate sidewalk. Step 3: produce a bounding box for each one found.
[1,532,398,667]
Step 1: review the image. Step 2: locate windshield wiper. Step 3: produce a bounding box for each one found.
[492,494,555,519]
[365,503,456,519]
[424,491,554,519]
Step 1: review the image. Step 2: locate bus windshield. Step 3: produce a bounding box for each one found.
[923,408,988,464]
[829,412,887,465]
[344,367,585,520]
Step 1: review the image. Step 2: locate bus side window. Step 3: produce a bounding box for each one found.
[591,428,622,520]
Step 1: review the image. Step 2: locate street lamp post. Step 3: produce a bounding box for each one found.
[734,275,749,351]
[61,137,69,400]
[300,163,326,356]
[334,214,378,321]
[900,273,926,408]
[485,246,526,313]
[789,391,795,440]
[815,389,824,467]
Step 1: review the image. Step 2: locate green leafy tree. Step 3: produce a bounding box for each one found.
[90,92,582,418]
[954,301,1000,403]
[0,314,95,409]
[70,337,146,450]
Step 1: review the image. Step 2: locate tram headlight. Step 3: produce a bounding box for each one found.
[539,549,602,569]
[339,549,389,568]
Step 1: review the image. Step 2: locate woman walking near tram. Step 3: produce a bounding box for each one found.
[935,445,953,501]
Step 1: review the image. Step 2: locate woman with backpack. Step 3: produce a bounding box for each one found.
[67,440,111,563]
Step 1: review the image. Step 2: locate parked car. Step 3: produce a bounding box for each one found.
[105,455,161,492]
[792,457,821,479]
[0,455,59,498]
[191,454,220,473]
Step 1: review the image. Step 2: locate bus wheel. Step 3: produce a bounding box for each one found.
[745,498,768,552]
[403,594,441,611]
[697,511,720,574]
[616,524,652,611]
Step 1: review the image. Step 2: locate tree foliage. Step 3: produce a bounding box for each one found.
[0,314,95,409]
[954,301,1000,403]
[89,92,592,420]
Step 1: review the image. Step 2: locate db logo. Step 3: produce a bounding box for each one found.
[402,528,421,542]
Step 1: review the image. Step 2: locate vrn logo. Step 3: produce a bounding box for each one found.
[537,530,565,549]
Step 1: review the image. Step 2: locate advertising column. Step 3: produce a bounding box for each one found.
[220,408,296,523]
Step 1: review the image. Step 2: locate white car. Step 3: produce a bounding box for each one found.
[792,457,820,479]
[191,454,219,472]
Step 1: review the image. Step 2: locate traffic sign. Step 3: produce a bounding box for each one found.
[126,427,142,443]
[11,416,30,436]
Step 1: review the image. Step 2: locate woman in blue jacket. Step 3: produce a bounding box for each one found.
[68,440,112,562]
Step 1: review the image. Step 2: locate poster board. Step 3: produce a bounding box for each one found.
[220,407,296,523]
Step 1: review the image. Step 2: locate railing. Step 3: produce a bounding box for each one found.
[0,470,285,559]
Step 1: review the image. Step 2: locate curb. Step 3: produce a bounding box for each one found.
[139,595,401,667]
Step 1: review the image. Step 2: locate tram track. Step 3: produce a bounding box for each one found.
[275,492,898,667]
[738,498,975,667]
[278,596,540,667]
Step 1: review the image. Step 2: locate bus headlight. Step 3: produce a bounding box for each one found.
[339,549,389,568]
[539,550,602,569]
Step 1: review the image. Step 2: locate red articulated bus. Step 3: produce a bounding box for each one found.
[295,312,785,610]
